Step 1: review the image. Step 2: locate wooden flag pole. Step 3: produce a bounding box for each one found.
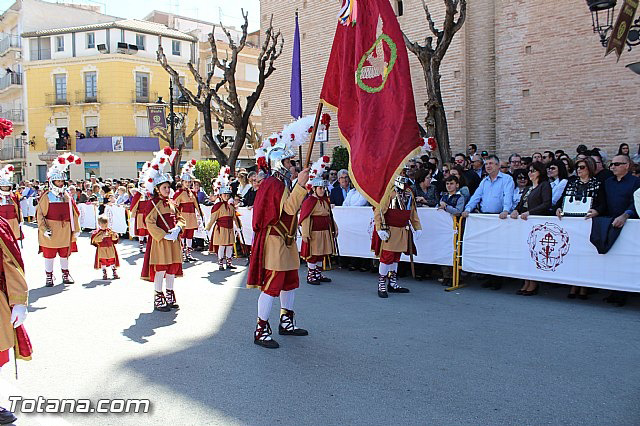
[304,102,324,167]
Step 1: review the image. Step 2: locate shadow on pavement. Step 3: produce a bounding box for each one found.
[122,310,179,344]
[83,279,112,289]
[28,283,68,308]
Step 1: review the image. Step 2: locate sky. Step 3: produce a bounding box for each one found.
[0,0,261,31]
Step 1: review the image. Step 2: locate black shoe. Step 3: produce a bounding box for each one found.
[491,283,502,290]
[318,276,332,283]
[516,289,526,295]
[481,282,492,288]
[227,264,237,270]
[388,286,410,293]
[568,293,577,299]
[254,338,279,348]
[442,278,452,287]
[307,279,321,285]
[378,289,389,298]
[523,288,538,296]
[278,326,309,336]
[0,407,17,424]
[348,265,357,271]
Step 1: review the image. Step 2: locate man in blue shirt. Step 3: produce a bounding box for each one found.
[462,155,514,290]
[462,155,514,219]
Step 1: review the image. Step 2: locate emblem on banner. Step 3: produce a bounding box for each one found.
[527,222,570,272]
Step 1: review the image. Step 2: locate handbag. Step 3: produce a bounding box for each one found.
[562,195,593,217]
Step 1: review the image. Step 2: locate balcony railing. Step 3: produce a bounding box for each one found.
[131,90,158,104]
[0,109,23,123]
[0,72,22,91]
[0,145,25,160]
[45,93,70,106]
[0,36,21,56]
[75,90,100,104]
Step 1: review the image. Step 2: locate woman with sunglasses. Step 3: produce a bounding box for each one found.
[511,162,552,296]
[511,169,531,210]
[556,157,605,299]
[546,160,568,208]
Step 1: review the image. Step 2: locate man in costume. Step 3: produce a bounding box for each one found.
[300,156,338,285]
[37,153,81,287]
[130,163,152,253]
[0,165,22,242]
[91,215,120,280]
[206,183,242,271]
[371,176,423,298]
[141,148,186,311]
[0,216,31,424]
[248,116,315,349]
[173,159,201,262]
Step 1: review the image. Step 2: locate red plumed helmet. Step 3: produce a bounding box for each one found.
[67,154,75,162]
[75,158,82,165]
[322,155,330,163]
[191,159,197,165]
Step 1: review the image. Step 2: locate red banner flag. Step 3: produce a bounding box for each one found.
[320,0,421,208]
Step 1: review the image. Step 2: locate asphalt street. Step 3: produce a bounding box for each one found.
[1,224,639,426]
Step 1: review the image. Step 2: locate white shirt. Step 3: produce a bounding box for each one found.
[343,188,369,206]
[550,178,568,206]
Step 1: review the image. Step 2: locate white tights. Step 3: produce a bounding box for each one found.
[185,238,193,248]
[378,262,398,276]
[45,257,69,273]
[218,246,233,259]
[153,271,176,292]
[307,262,322,270]
[257,289,296,321]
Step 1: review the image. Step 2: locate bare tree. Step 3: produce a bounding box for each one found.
[403,0,466,162]
[157,10,283,173]
[152,121,203,176]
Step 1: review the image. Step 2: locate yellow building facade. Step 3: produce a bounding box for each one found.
[22,19,200,181]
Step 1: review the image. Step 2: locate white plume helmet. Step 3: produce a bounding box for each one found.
[212,165,231,195]
[180,158,197,181]
[47,152,82,182]
[140,146,174,196]
[306,155,331,191]
[255,114,317,170]
[0,164,15,188]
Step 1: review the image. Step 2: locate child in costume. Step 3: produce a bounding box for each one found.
[91,215,120,280]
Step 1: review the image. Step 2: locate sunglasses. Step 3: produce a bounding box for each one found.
[577,165,587,170]
[610,162,628,167]
[443,169,450,173]
[517,176,527,180]
[500,166,509,169]
[547,166,557,170]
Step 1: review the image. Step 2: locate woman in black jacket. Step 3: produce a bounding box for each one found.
[510,161,552,296]
[555,157,606,299]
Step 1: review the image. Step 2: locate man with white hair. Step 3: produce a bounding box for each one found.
[329,169,351,206]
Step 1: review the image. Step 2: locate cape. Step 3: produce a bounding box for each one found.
[247,176,286,289]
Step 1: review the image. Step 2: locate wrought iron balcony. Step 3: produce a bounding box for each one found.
[0,145,25,160]
[45,93,70,106]
[0,109,23,124]
[0,36,21,56]
[75,90,100,104]
[131,90,158,104]
[0,72,22,91]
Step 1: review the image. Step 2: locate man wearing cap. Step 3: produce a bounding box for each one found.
[371,176,422,298]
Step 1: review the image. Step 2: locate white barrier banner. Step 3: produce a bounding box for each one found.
[104,205,128,234]
[332,207,454,266]
[462,214,640,292]
[78,203,97,230]
[19,198,36,218]
[196,205,454,266]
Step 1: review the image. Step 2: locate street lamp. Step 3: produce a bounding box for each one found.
[156,79,191,177]
[587,0,617,47]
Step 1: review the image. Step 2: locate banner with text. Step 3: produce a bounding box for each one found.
[462,215,640,292]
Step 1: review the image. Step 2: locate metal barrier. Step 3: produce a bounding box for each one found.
[445,216,465,292]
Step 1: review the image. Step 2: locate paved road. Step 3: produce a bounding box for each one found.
[1,224,639,426]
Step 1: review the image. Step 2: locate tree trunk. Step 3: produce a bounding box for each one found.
[201,98,228,165]
[228,127,248,175]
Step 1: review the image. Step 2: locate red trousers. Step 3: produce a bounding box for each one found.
[262,269,299,297]
[379,250,401,265]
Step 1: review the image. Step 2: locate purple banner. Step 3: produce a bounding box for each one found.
[290,12,302,119]
[76,137,160,152]
[147,105,167,131]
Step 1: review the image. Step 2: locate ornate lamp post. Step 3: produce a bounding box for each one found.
[587,0,618,46]
[156,79,190,178]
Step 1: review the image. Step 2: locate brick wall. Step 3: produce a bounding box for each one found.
[260,0,640,165]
